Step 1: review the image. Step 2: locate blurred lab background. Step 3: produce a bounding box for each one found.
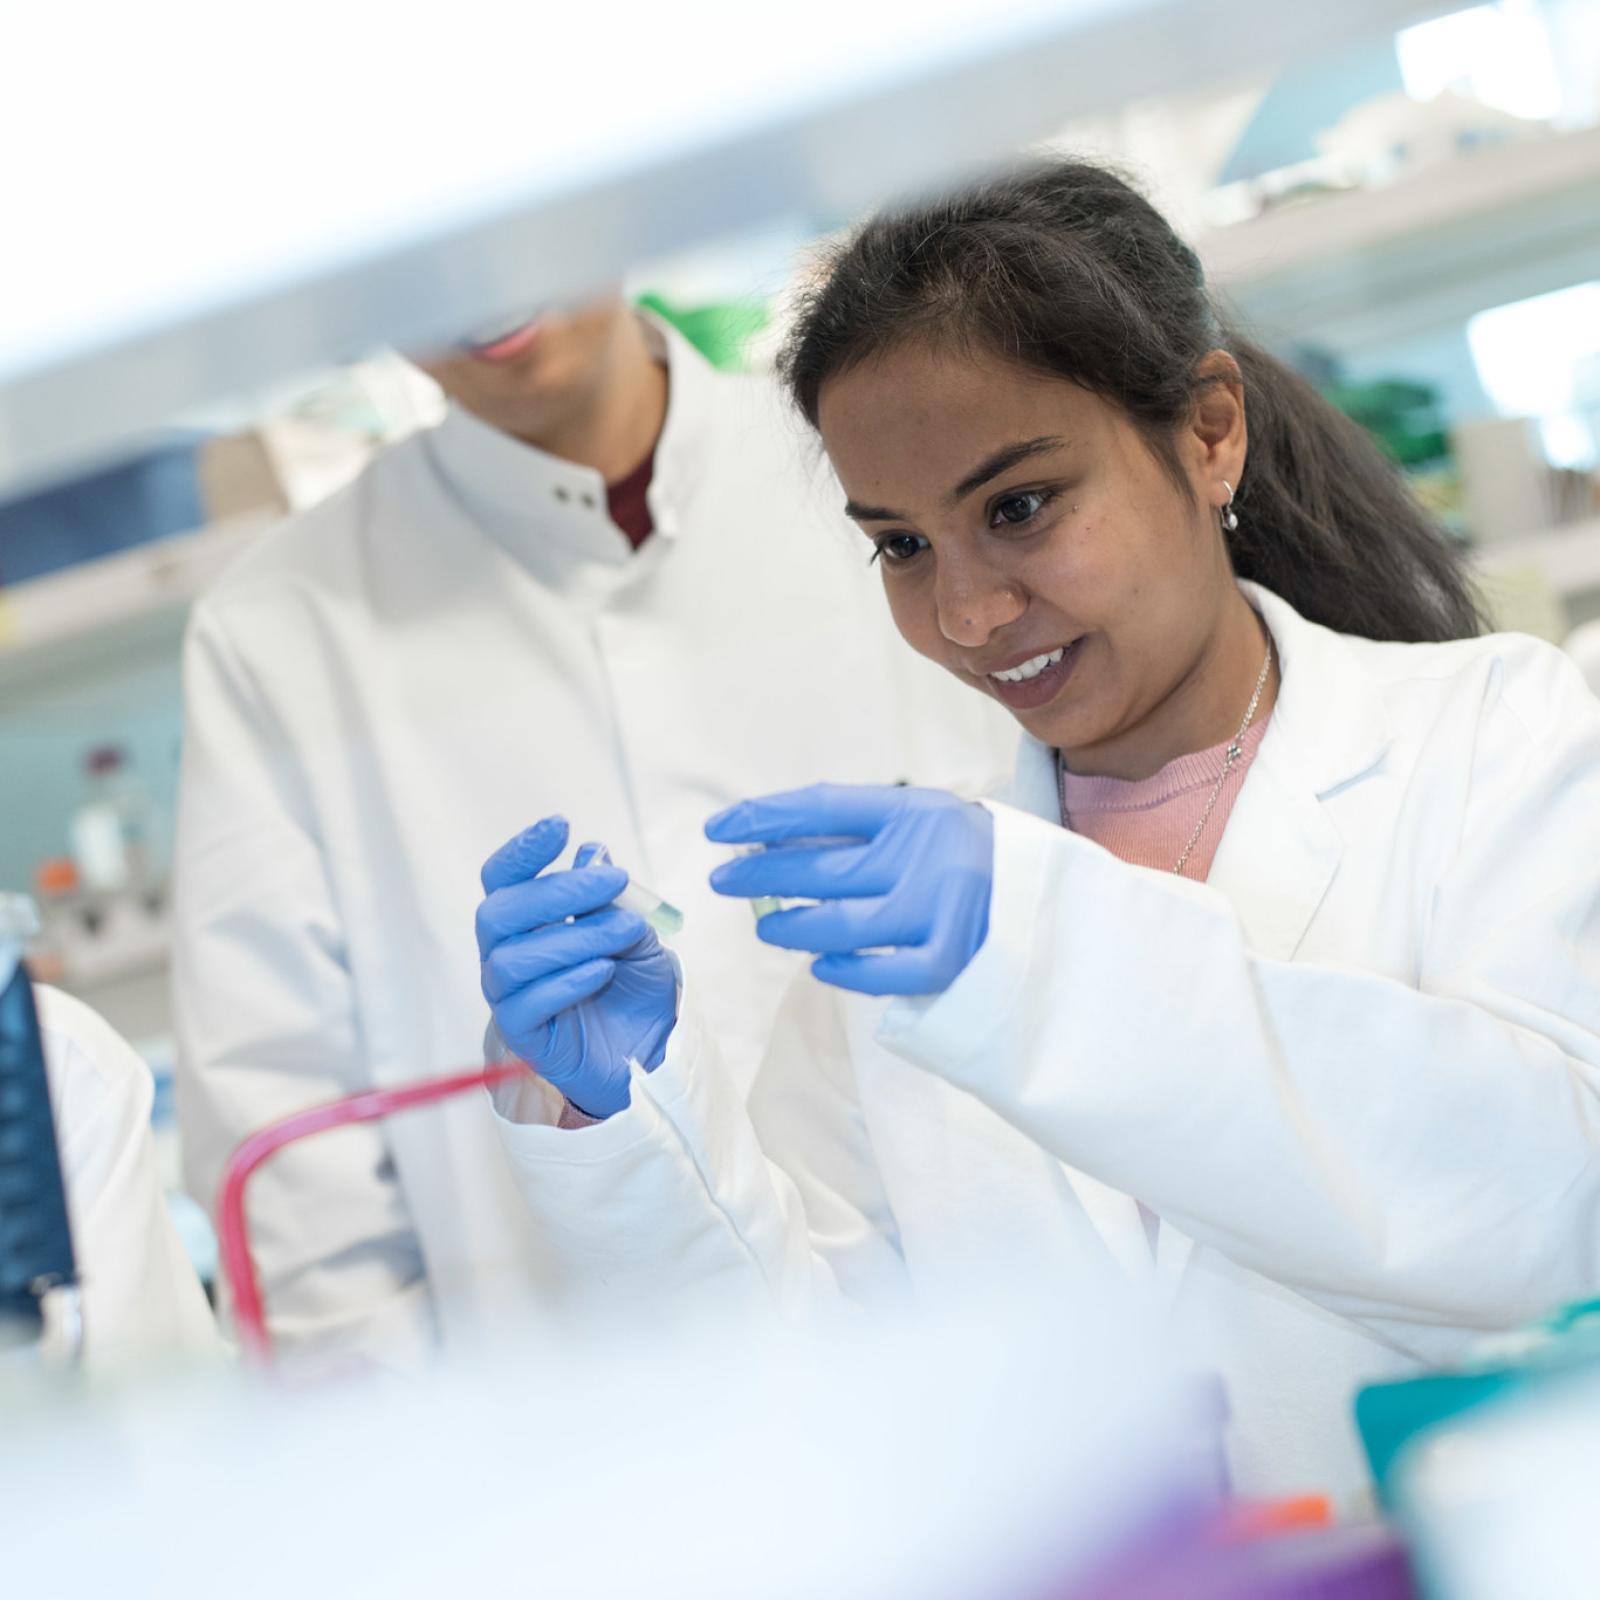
[5,2,1600,1592]
[14,4,1600,1166]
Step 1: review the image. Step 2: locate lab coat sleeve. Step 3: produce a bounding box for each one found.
[878,671,1600,1353]
[488,979,907,1320]
[173,606,435,1366]
[38,987,219,1365]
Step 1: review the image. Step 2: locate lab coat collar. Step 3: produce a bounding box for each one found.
[1005,582,1394,831]
[1242,581,1393,800]
[420,311,713,574]
[639,312,713,539]
[1004,584,1394,1297]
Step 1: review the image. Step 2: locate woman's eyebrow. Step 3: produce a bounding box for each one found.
[842,435,1070,523]
[843,497,905,523]
[948,436,1068,504]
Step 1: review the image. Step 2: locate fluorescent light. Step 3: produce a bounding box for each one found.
[1469,282,1600,469]
[1396,1,1561,120]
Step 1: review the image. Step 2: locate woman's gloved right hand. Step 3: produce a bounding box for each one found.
[476,817,678,1119]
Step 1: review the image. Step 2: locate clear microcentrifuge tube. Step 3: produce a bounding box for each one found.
[616,880,685,939]
[737,835,862,923]
[740,846,785,923]
[590,846,685,938]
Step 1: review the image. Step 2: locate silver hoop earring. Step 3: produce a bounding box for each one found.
[1220,481,1239,533]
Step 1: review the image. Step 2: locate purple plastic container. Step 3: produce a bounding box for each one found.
[1067,1522,1416,1600]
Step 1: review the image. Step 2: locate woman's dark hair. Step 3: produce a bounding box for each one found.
[780,159,1482,643]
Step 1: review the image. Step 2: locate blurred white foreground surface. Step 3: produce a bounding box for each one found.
[2,1292,1212,1599]
[1400,1370,1600,1600]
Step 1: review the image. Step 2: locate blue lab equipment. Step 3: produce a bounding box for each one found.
[0,437,204,585]
[476,820,678,1119]
[0,895,79,1356]
[1355,1298,1600,1508]
[707,784,994,996]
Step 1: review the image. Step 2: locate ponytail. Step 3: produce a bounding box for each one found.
[1226,338,1481,640]
[781,159,1482,644]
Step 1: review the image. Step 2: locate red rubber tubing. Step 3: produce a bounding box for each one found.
[216,1060,527,1366]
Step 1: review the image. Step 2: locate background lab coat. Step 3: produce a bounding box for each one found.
[487,584,1600,1503]
[174,319,1015,1364]
[37,986,218,1364]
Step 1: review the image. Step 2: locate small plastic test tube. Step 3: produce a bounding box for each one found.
[615,880,685,938]
[589,846,685,938]
[736,838,864,928]
[741,846,784,923]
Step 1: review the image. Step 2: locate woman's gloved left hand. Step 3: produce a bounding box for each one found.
[706,784,994,997]
[476,817,678,1119]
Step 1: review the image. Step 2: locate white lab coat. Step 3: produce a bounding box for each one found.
[174,317,1015,1364]
[487,583,1600,1502]
[35,986,218,1364]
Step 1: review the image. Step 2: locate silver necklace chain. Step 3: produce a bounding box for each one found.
[1170,638,1275,878]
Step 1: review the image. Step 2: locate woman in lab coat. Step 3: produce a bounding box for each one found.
[472,161,1600,1501]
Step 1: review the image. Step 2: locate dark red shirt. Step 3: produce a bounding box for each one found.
[606,453,655,549]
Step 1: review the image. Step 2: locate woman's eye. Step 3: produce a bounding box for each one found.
[870,532,929,566]
[990,490,1051,527]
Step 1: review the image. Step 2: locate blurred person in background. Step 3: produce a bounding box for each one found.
[173,295,1013,1365]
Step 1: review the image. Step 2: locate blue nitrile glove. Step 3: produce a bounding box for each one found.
[476,817,678,1118]
[706,784,994,998]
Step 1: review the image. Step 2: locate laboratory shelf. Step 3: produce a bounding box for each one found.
[52,911,171,994]
[1200,124,1600,353]
[1474,516,1600,604]
[0,515,271,703]
[0,0,1451,493]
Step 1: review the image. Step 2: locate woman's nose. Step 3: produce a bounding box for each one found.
[935,556,1026,647]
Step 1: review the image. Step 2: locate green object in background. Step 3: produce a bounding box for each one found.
[636,293,769,372]
[1356,1298,1600,1509]
[1324,373,1469,538]
[1323,378,1451,469]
